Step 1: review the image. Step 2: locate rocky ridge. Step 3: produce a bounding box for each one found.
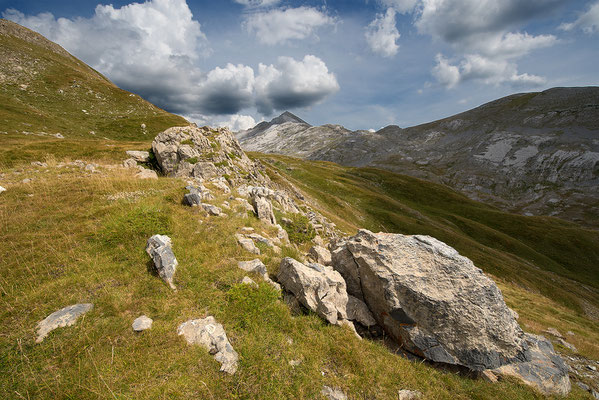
[236,88,599,227]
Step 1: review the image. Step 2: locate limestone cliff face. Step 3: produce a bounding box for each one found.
[236,88,599,227]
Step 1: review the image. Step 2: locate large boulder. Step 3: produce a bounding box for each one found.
[331,229,570,395]
[277,258,348,325]
[151,125,267,185]
[178,316,239,374]
[145,235,178,290]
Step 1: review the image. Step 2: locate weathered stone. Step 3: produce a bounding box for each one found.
[240,227,255,234]
[241,276,258,287]
[346,295,376,327]
[493,334,571,396]
[177,316,239,374]
[183,192,202,207]
[276,224,290,243]
[398,389,423,399]
[210,177,230,194]
[332,229,570,395]
[308,245,332,265]
[132,315,153,331]
[252,195,276,225]
[238,259,267,275]
[136,168,158,179]
[36,303,93,343]
[543,327,564,339]
[201,203,222,216]
[557,338,577,352]
[481,370,498,383]
[235,234,260,255]
[126,150,150,162]
[123,158,137,168]
[277,258,348,325]
[235,198,255,212]
[321,386,347,400]
[145,234,178,289]
[0,186,6,194]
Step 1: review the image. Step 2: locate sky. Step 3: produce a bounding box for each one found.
[1,0,598,131]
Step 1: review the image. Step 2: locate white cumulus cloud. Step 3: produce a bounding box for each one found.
[559,1,599,34]
[244,6,336,45]
[414,0,560,88]
[255,55,340,115]
[365,8,401,57]
[377,0,419,14]
[234,0,280,8]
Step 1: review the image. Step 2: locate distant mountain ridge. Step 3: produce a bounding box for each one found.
[235,87,599,227]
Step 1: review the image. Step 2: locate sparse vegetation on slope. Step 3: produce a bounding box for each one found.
[0,19,187,143]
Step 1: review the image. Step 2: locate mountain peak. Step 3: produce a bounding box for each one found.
[270,111,309,126]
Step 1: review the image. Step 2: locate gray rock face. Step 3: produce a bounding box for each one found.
[238,259,267,276]
[151,125,268,186]
[145,234,178,289]
[236,89,599,228]
[332,229,570,395]
[178,316,239,374]
[183,192,202,207]
[493,334,571,396]
[235,234,260,255]
[252,195,276,225]
[132,315,153,331]
[36,303,93,343]
[308,245,332,265]
[277,257,348,325]
[346,295,376,327]
[126,150,150,162]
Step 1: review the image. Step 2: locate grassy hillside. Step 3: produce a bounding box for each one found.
[0,145,596,399]
[257,154,599,314]
[0,19,187,145]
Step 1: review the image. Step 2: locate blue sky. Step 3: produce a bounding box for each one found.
[2,0,598,130]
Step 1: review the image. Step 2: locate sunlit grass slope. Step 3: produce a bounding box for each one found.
[0,19,187,145]
[0,148,596,399]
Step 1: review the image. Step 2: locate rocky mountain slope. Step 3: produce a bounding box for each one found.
[0,18,187,142]
[2,21,599,399]
[236,88,599,228]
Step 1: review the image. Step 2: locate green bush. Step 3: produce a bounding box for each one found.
[282,213,316,244]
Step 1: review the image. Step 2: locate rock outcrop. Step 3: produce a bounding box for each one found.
[151,125,267,186]
[146,234,178,290]
[178,316,239,374]
[330,229,570,395]
[36,303,93,343]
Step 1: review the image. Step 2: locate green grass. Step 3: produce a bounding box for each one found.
[0,159,595,399]
[256,154,599,317]
[0,24,187,145]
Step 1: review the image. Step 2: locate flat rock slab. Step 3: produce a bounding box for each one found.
[178,316,239,374]
[146,234,178,289]
[321,386,347,400]
[238,259,267,275]
[132,315,153,331]
[36,303,93,343]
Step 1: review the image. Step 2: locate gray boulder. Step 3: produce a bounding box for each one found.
[132,315,153,331]
[123,158,137,168]
[36,303,93,343]
[183,192,202,207]
[145,234,178,289]
[235,234,260,255]
[126,150,150,162]
[136,168,158,179]
[177,316,239,374]
[238,259,267,275]
[201,203,222,216]
[346,295,376,327]
[332,229,570,395]
[308,245,332,265]
[277,258,348,325]
[252,195,276,225]
[493,334,571,396]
